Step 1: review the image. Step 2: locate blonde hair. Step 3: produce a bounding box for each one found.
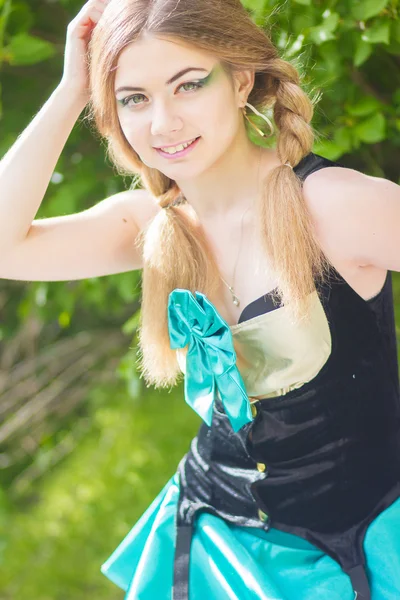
[87,0,330,389]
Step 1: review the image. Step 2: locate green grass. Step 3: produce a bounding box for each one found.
[0,379,200,600]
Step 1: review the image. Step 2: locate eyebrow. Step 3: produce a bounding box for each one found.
[115,67,209,94]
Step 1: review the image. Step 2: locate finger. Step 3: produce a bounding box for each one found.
[80,8,104,26]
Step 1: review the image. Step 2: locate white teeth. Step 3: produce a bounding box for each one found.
[160,138,197,154]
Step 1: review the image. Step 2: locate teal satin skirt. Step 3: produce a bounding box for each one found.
[101,471,400,599]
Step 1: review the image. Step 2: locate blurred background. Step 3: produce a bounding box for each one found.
[0,0,399,598]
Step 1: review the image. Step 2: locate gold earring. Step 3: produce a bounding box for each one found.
[242,102,275,138]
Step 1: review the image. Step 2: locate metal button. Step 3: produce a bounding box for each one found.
[250,403,258,417]
[258,508,268,522]
[256,462,266,472]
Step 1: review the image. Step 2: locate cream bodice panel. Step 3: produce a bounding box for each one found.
[176,290,332,400]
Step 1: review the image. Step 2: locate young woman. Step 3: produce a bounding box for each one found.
[1,0,400,598]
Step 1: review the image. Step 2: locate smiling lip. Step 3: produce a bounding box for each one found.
[155,136,201,159]
[154,137,199,149]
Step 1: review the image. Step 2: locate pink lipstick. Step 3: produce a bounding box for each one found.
[155,136,201,159]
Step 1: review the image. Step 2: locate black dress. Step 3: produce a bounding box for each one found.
[101,152,400,600]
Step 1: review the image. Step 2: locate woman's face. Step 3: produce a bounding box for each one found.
[114,34,243,179]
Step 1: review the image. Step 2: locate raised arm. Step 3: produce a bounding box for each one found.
[0,0,158,282]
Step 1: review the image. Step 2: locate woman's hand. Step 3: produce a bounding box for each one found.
[60,0,110,102]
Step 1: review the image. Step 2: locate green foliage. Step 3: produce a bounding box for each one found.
[5,32,55,65]
[238,0,399,171]
[351,0,391,22]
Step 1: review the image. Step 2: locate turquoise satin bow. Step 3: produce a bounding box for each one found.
[168,289,253,432]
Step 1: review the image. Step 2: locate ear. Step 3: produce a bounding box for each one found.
[232,69,255,105]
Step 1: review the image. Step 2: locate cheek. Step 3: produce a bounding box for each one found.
[118,120,157,168]
[204,98,234,137]
[118,118,145,149]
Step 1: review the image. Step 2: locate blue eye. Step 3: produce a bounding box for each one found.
[118,79,206,109]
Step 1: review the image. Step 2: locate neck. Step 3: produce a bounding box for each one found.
[176,133,266,220]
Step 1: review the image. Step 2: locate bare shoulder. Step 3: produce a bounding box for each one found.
[122,187,162,231]
[300,161,400,295]
[301,164,382,264]
[301,164,373,218]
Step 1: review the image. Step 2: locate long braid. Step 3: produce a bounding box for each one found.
[136,193,221,388]
[256,58,329,323]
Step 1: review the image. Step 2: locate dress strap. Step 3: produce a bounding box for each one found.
[293,151,345,183]
[172,523,193,600]
[347,565,371,599]
[172,460,196,600]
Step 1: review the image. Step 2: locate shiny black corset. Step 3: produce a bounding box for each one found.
[246,265,400,573]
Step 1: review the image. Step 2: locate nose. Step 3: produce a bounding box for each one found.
[150,100,183,139]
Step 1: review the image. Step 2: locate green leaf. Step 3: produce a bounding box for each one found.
[361,21,391,45]
[346,96,381,117]
[309,27,336,46]
[351,0,390,21]
[354,37,373,66]
[312,139,345,161]
[321,12,340,32]
[292,13,317,35]
[5,33,55,66]
[293,0,311,5]
[333,127,353,153]
[354,112,386,143]
[309,12,340,46]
